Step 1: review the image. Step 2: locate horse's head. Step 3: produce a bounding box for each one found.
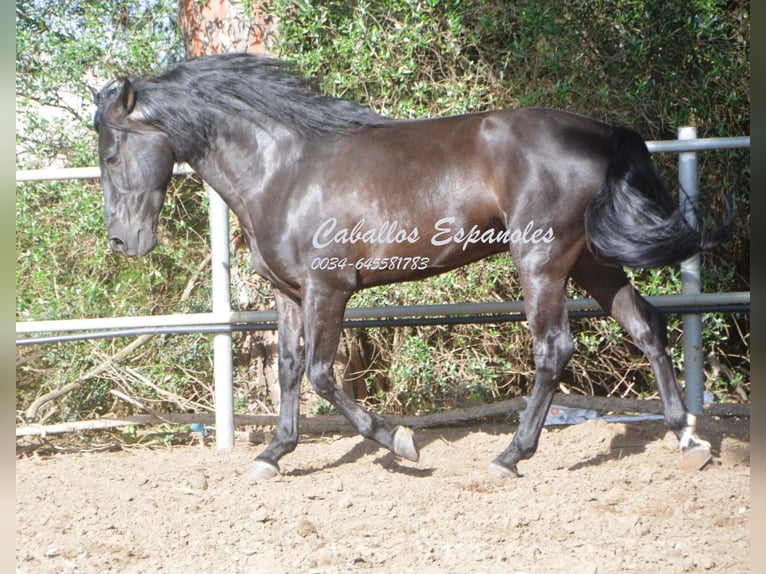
[92,79,175,256]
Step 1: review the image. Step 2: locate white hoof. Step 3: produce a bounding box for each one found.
[678,413,712,471]
[489,460,522,478]
[244,460,280,481]
[393,426,420,462]
[682,442,713,471]
[489,462,513,478]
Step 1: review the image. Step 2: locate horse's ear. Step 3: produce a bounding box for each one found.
[87,84,99,101]
[119,79,137,115]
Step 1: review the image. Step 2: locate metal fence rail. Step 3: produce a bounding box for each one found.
[15,292,751,344]
[16,133,751,449]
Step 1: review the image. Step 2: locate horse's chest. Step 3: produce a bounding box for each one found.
[245,237,303,296]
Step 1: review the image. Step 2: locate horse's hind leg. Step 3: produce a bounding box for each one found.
[301,284,420,463]
[491,273,574,477]
[246,290,306,480]
[570,253,712,470]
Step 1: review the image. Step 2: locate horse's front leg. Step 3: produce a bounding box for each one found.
[302,284,420,464]
[245,290,306,480]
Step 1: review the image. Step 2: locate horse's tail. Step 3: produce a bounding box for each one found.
[584,127,733,268]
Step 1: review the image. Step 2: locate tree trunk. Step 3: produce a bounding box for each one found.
[177,0,278,58]
[176,0,282,412]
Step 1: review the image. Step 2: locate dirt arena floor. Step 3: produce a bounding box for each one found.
[16,415,749,573]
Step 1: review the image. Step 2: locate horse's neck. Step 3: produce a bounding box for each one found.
[190,125,303,238]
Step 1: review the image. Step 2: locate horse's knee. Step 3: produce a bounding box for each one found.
[533,330,574,378]
[278,354,305,383]
[306,363,337,401]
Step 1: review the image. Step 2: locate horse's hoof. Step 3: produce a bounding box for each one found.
[244,459,280,481]
[682,442,713,471]
[489,459,522,478]
[393,426,420,462]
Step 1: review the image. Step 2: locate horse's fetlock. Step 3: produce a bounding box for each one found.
[519,445,537,459]
[666,410,693,433]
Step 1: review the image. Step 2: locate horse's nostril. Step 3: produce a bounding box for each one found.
[110,237,126,252]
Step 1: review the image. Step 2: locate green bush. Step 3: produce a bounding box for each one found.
[16,0,749,424]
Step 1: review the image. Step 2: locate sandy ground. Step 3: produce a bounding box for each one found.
[16,415,749,573]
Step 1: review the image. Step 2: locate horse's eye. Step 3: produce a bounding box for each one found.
[106,155,120,166]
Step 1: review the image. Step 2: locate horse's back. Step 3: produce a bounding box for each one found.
[285,108,616,288]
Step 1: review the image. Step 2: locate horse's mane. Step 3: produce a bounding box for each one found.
[96,53,387,162]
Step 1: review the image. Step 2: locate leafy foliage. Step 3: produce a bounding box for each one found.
[15,0,204,423]
[16,0,183,167]
[16,0,749,424]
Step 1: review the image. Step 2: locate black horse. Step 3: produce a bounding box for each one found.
[92,53,730,479]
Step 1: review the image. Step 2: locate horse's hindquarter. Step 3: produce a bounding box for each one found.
[257,108,613,293]
[480,108,613,274]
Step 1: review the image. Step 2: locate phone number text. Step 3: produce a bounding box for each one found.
[310,256,430,271]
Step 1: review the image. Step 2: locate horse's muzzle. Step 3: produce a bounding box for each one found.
[108,228,157,257]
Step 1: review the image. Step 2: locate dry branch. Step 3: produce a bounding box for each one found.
[24,334,153,421]
[16,394,748,438]
[24,254,211,422]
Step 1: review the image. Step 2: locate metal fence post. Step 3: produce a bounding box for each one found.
[677,126,704,414]
[207,183,235,449]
